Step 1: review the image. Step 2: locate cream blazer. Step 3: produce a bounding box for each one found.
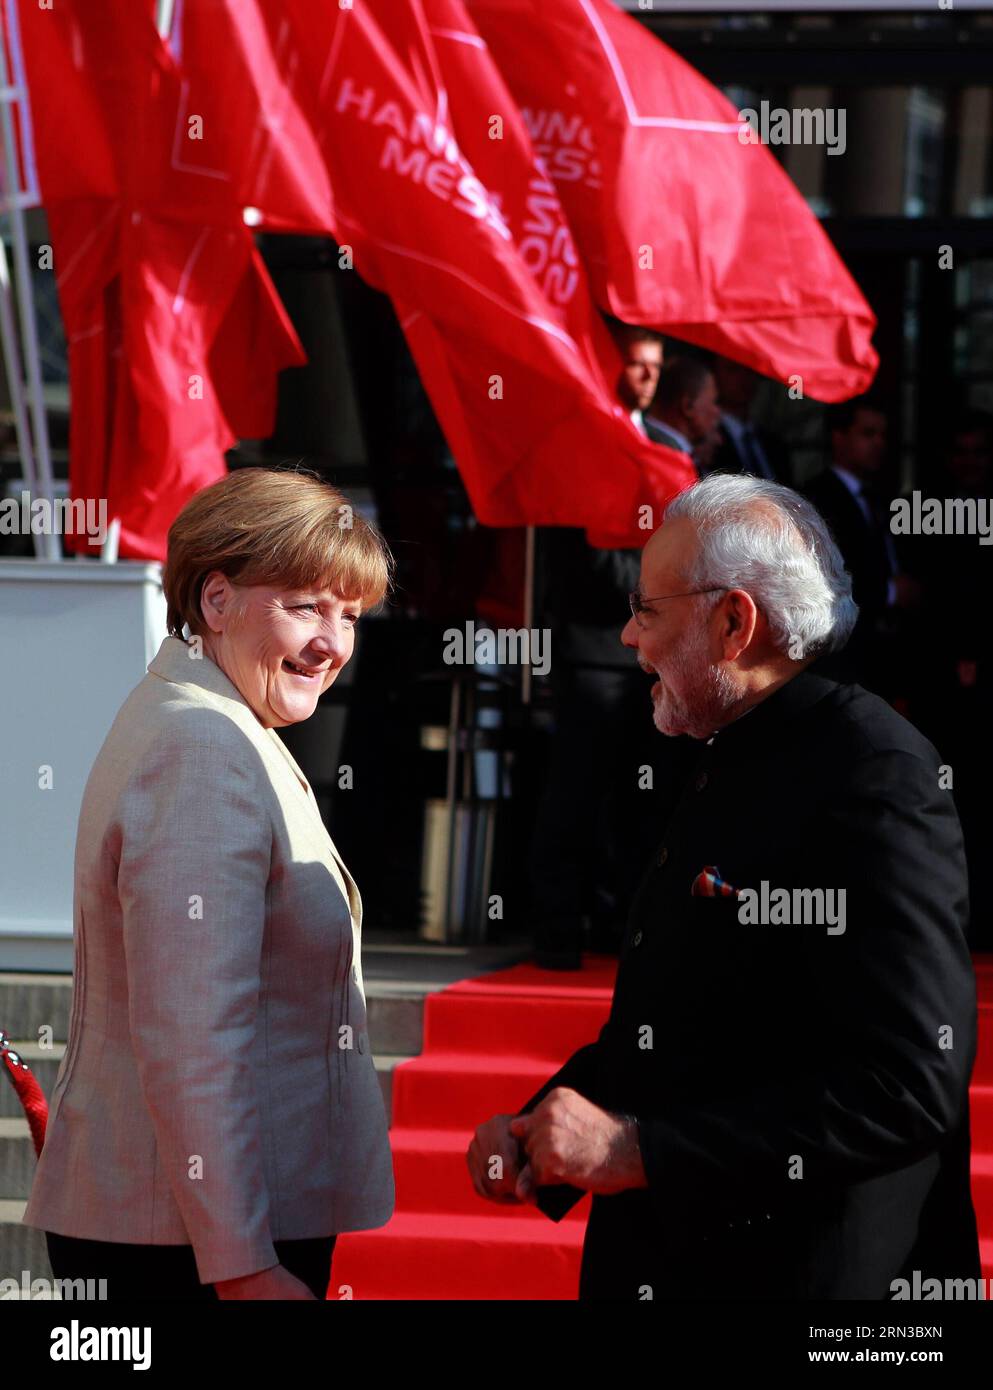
[22,636,394,1284]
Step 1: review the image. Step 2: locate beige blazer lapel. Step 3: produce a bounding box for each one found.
[263,726,363,926]
[147,637,362,927]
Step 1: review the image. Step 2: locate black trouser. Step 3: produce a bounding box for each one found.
[45,1231,337,1301]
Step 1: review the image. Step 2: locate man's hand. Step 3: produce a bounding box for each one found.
[508,1088,649,1196]
[466,1113,530,1204]
[214,1264,318,1300]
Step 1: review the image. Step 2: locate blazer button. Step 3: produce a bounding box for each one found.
[357,1031,368,1054]
[695,772,708,791]
[631,930,643,947]
[656,846,668,867]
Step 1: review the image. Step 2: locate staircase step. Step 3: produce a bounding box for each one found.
[0,1118,38,1201]
[0,1199,52,1287]
[423,991,609,1059]
[0,974,72,1042]
[331,1210,585,1300]
[0,1042,65,1119]
[389,1126,588,1220]
[970,1151,993,1232]
[0,973,430,1061]
[391,1052,559,1130]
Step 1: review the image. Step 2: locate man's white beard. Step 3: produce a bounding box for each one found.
[651,624,740,739]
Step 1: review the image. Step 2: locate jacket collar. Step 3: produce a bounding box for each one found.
[147,637,360,919]
[705,665,839,755]
[147,636,312,794]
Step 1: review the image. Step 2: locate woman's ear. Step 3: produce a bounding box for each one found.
[199,571,231,634]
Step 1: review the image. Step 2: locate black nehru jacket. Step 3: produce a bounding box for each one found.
[517,668,980,1300]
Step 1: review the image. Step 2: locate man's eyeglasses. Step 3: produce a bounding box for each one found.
[628,587,726,626]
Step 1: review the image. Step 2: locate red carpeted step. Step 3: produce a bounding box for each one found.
[445,958,620,997]
[971,1085,993,1154]
[977,1003,993,1076]
[391,1051,565,1130]
[972,1152,993,1233]
[330,1211,585,1300]
[389,1126,589,1219]
[423,992,610,1058]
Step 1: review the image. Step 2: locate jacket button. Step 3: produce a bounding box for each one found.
[656,847,668,866]
[695,772,708,791]
[631,930,643,947]
[357,1031,368,1054]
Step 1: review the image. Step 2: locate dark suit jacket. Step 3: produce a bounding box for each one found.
[518,670,979,1299]
[804,469,891,620]
[803,469,894,684]
[707,420,792,485]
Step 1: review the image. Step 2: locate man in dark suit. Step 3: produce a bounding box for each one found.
[704,356,792,484]
[469,473,979,1299]
[529,323,698,969]
[803,396,918,692]
[644,355,720,459]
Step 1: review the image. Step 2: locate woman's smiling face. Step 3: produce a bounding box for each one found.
[198,573,361,728]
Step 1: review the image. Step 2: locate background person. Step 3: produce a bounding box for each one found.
[529,323,693,968]
[644,355,720,458]
[804,395,919,693]
[703,355,792,484]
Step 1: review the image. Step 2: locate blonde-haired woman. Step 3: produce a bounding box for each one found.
[24,468,395,1300]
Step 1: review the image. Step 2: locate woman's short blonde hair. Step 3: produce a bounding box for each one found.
[163,467,393,640]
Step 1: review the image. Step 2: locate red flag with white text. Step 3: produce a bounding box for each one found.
[277,0,695,536]
[467,0,877,403]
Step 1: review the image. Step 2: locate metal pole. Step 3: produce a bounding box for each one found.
[0,23,58,559]
[0,233,42,557]
[155,0,176,40]
[521,524,535,705]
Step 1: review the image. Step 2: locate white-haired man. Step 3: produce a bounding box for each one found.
[468,474,979,1300]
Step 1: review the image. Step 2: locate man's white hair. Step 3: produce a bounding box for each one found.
[664,473,858,660]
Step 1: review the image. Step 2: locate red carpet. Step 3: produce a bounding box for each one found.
[332,954,993,1299]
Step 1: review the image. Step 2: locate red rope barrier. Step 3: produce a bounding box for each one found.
[0,1029,48,1157]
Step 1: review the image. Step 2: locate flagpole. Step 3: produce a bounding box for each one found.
[521,524,535,706]
[155,0,176,39]
[0,235,42,556]
[0,20,58,560]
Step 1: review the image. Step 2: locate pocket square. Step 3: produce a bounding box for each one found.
[691,865,741,898]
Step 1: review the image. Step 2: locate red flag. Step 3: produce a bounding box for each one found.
[277,0,693,534]
[153,0,334,235]
[467,0,877,403]
[15,0,308,560]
